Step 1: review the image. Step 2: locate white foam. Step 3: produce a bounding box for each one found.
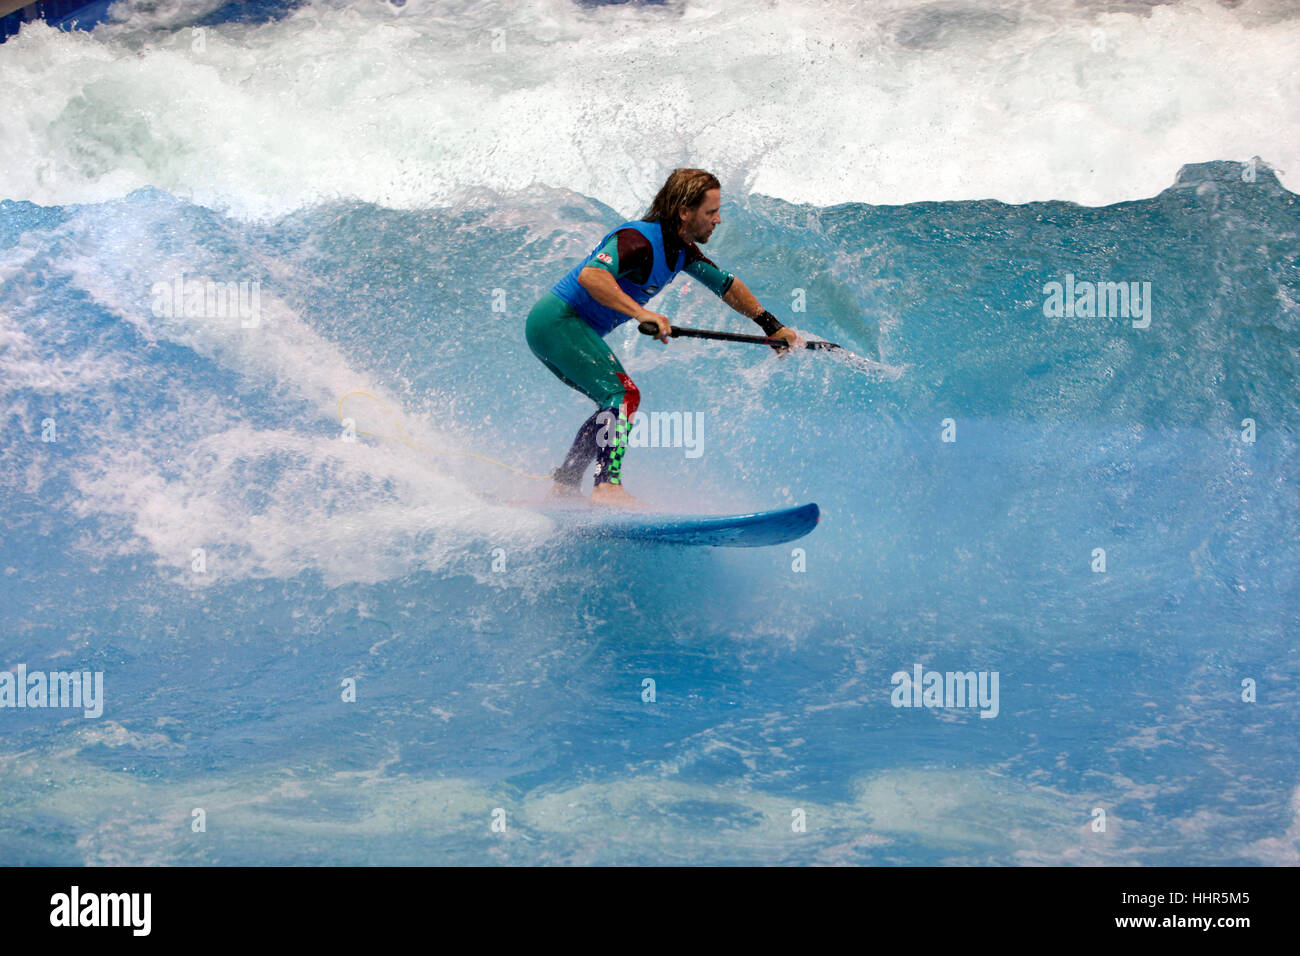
[6,202,551,586]
[1243,784,1300,864]
[0,0,1294,217]
[0,741,1099,864]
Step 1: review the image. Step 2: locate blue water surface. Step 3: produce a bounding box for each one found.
[0,158,1295,865]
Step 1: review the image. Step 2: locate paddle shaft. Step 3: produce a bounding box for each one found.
[637,321,841,351]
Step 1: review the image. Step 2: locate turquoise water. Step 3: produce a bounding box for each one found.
[1,0,1297,866]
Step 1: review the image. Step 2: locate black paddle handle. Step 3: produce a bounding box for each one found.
[637,321,840,351]
[638,321,786,347]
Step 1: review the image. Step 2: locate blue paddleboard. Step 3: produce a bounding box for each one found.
[535,502,819,548]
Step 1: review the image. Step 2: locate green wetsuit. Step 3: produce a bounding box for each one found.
[526,291,638,486]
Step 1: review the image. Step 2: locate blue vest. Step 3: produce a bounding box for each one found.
[552,220,686,337]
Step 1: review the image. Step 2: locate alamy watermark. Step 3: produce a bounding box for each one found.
[891,663,999,718]
[0,664,104,718]
[151,272,261,328]
[1043,273,1151,328]
[596,409,705,458]
[50,886,150,936]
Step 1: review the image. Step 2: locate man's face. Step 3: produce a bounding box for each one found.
[679,188,721,243]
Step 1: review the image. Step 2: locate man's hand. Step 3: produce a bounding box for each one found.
[772,325,804,358]
[637,309,672,343]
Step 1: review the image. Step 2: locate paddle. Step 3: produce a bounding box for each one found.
[635,320,900,377]
[637,321,841,351]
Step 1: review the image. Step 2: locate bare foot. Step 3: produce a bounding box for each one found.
[589,483,647,510]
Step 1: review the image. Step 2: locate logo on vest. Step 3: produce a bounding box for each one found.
[596,252,613,264]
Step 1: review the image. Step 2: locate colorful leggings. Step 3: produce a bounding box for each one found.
[525,292,641,488]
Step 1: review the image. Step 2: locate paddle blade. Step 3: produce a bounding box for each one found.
[800,334,905,379]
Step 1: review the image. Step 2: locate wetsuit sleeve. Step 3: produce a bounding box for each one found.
[581,234,622,278]
[682,244,735,297]
[581,229,657,284]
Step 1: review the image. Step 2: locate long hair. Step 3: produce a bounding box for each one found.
[643,169,721,227]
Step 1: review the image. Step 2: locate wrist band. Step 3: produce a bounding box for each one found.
[754,310,784,337]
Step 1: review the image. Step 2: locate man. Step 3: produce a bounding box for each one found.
[525,168,802,509]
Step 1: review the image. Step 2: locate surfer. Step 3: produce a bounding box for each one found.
[526,168,803,509]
